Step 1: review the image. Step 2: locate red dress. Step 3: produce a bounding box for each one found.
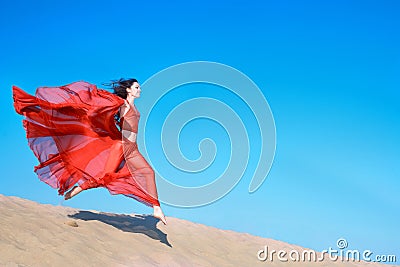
[12,81,160,207]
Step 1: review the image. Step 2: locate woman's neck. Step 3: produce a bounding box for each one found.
[126,95,135,105]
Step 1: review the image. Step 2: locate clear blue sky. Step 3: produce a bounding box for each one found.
[1,0,399,260]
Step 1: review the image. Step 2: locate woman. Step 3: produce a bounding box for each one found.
[12,79,167,225]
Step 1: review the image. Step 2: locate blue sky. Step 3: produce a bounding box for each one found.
[1,0,399,260]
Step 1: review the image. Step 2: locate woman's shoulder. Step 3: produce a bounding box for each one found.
[119,100,140,117]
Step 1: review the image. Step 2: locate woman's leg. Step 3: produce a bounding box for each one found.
[153,205,167,225]
[126,150,167,225]
[64,186,83,200]
[65,142,124,200]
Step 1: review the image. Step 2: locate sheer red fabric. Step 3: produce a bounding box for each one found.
[12,81,160,207]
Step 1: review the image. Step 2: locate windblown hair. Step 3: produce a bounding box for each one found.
[103,78,138,99]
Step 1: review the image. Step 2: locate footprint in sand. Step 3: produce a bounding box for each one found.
[64,220,79,227]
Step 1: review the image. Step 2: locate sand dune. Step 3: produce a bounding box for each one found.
[0,194,396,267]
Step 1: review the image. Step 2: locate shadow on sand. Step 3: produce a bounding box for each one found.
[68,211,172,247]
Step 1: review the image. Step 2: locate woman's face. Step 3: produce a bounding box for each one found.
[126,82,141,98]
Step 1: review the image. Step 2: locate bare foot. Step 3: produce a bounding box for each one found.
[64,186,83,200]
[153,205,167,225]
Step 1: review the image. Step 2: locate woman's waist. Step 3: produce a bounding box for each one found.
[121,129,137,143]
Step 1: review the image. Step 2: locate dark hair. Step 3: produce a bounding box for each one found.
[103,78,138,99]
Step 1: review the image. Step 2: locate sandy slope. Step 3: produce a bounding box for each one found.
[0,194,396,267]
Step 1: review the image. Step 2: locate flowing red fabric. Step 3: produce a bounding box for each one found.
[12,81,160,207]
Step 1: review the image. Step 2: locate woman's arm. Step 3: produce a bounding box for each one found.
[107,101,130,173]
[119,100,130,118]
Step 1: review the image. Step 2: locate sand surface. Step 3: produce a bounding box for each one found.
[0,194,396,267]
